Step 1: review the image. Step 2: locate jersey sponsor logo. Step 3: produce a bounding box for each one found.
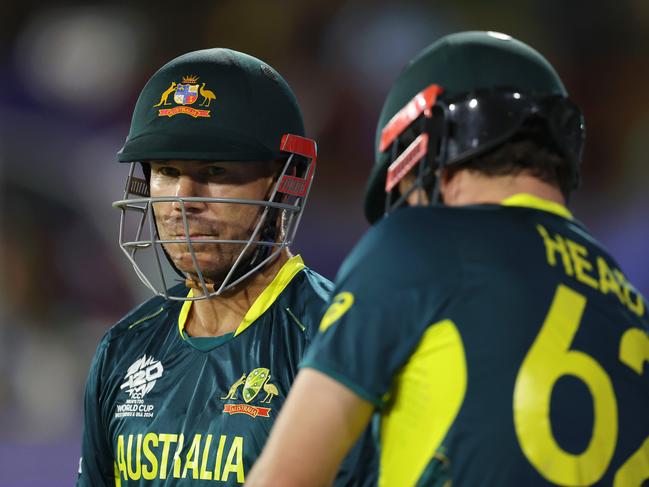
[154,75,214,118]
[319,291,355,332]
[115,432,245,483]
[115,354,163,419]
[221,368,279,418]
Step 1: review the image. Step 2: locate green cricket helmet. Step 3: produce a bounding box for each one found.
[364,31,585,224]
[113,48,317,300]
[117,48,306,162]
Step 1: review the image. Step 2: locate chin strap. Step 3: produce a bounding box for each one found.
[185,278,216,294]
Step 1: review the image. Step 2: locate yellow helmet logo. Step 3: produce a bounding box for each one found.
[153,75,215,118]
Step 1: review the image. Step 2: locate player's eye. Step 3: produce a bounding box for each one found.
[153,166,180,178]
[205,166,225,177]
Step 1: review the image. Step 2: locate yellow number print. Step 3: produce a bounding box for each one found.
[619,328,649,374]
[513,284,618,485]
[614,328,649,486]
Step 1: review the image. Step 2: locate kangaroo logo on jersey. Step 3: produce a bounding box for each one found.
[115,355,163,419]
[154,75,214,118]
[221,368,280,418]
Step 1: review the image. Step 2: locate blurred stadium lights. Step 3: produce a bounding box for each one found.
[0,2,647,484]
[13,5,150,115]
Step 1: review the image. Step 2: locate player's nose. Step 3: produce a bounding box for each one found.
[172,175,207,213]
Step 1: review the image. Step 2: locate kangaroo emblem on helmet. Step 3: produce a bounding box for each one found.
[153,82,177,107]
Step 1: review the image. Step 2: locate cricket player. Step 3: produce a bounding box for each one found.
[76,48,376,486]
[248,31,649,486]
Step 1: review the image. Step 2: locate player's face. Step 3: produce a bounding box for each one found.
[149,160,279,283]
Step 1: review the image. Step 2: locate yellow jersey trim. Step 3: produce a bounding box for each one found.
[178,289,193,340]
[177,255,306,339]
[501,193,573,220]
[379,320,467,487]
[234,255,305,337]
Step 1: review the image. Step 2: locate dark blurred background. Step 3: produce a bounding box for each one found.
[0,1,647,485]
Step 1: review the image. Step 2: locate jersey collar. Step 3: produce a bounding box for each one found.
[500,193,573,220]
[178,255,306,340]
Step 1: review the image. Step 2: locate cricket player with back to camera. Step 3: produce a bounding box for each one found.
[248,31,649,487]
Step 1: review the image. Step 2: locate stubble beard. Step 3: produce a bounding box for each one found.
[155,204,272,288]
[163,240,255,285]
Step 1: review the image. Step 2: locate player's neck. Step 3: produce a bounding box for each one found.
[185,249,291,337]
[442,170,566,207]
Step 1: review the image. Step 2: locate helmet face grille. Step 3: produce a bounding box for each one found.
[112,135,317,301]
[385,133,429,193]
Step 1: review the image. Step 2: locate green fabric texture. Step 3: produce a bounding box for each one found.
[77,269,378,486]
[364,31,568,223]
[183,332,235,352]
[118,48,304,162]
[304,204,649,485]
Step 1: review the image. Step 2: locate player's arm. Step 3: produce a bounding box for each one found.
[249,213,447,486]
[246,368,374,487]
[76,341,115,487]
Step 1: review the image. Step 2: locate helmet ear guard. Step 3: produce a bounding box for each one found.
[379,85,445,214]
[277,134,317,197]
[112,133,317,301]
[251,134,317,270]
[378,83,585,216]
[364,31,583,224]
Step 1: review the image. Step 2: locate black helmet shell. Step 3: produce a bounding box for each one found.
[365,31,571,223]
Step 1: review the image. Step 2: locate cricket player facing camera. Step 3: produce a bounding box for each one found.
[248,31,649,487]
[76,48,376,486]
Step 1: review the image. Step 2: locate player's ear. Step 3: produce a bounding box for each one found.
[439,166,464,205]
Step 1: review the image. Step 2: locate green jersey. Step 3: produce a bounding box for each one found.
[303,195,649,487]
[77,256,377,486]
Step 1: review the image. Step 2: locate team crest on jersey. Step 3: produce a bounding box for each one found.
[154,75,214,118]
[115,354,163,419]
[221,368,280,418]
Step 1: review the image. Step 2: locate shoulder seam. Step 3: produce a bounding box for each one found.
[285,307,307,333]
[128,307,166,329]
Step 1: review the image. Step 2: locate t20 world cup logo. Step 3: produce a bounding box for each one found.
[120,355,164,400]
